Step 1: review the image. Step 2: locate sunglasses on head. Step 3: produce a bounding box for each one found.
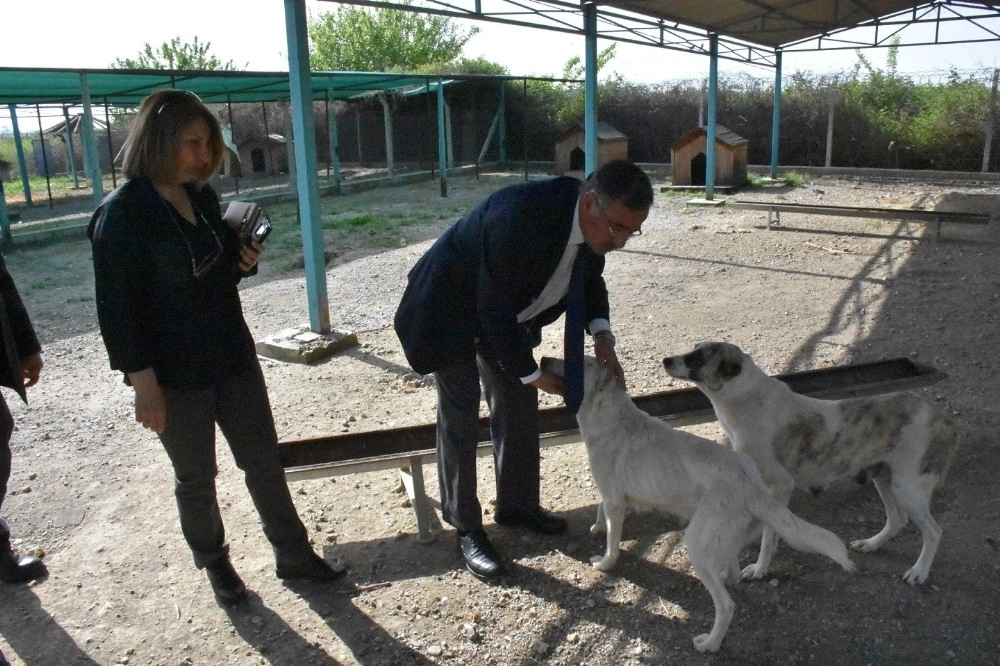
[156,90,203,117]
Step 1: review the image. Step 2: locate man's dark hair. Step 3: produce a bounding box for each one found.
[583,160,654,210]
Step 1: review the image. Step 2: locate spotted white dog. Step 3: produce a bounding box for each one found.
[663,341,959,585]
[542,355,854,653]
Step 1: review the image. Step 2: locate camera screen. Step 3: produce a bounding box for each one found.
[253,218,272,242]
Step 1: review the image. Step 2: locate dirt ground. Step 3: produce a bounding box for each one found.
[1,172,999,665]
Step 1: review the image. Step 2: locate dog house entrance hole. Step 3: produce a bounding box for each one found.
[251,148,267,174]
[570,147,586,172]
[690,153,707,186]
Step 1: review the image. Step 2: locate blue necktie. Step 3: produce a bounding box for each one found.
[564,247,585,413]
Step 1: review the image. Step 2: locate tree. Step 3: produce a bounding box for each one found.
[111,36,243,70]
[418,56,509,76]
[553,44,622,125]
[308,3,478,72]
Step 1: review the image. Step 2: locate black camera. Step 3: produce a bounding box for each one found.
[251,217,272,243]
[223,201,271,245]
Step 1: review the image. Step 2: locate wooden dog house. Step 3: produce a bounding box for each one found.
[671,124,748,187]
[555,121,628,175]
[222,134,288,178]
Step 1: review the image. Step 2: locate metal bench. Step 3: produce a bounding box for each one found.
[280,358,946,543]
[729,200,991,240]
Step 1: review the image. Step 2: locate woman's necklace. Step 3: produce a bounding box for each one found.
[158,193,223,278]
[155,185,197,223]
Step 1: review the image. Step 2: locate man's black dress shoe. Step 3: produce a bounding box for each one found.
[0,550,47,584]
[205,557,247,606]
[494,506,568,535]
[276,552,346,582]
[0,518,48,585]
[457,530,503,582]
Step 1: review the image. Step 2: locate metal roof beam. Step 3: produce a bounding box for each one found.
[781,1,1000,51]
[318,0,779,66]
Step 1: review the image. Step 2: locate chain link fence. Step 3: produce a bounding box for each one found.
[4,66,998,215]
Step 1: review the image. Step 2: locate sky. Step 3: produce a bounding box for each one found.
[1,0,998,132]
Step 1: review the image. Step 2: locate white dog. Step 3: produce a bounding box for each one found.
[663,341,959,586]
[541,356,854,653]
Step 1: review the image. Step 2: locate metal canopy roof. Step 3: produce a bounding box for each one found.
[0,67,534,107]
[2,2,995,107]
[325,0,1000,68]
[606,0,1000,50]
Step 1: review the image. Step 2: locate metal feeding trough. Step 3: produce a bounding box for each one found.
[280,357,946,470]
[279,357,946,542]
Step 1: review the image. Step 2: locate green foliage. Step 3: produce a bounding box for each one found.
[783,171,810,187]
[510,44,623,139]
[555,44,623,126]
[327,211,434,237]
[110,36,243,70]
[836,38,990,169]
[2,172,119,206]
[308,3,478,72]
[415,56,509,76]
[560,44,620,83]
[0,134,29,166]
[258,195,461,272]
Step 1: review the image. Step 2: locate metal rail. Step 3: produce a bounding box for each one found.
[729,200,991,240]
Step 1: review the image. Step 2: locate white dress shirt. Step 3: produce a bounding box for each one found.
[516,205,611,384]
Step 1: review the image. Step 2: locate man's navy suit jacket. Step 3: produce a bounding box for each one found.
[394,176,609,377]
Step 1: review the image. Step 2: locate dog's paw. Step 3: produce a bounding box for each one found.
[740,563,767,580]
[693,633,722,653]
[850,537,881,553]
[590,555,617,571]
[590,523,606,535]
[902,565,928,585]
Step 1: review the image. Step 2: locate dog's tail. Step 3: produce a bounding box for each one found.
[752,492,856,573]
[929,408,959,490]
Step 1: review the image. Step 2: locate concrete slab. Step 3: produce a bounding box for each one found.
[255,324,359,364]
[660,184,739,194]
[685,197,727,207]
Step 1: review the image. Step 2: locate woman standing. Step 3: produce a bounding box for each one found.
[89,89,346,605]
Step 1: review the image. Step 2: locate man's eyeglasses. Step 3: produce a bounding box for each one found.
[594,198,642,240]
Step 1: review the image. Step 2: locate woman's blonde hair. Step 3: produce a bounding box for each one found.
[121,89,224,185]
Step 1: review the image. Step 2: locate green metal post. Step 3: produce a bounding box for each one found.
[498,83,507,166]
[284,0,330,333]
[584,3,598,176]
[0,179,11,248]
[771,50,783,180]
[62,107,79,189]
[378,93,395,178]
[79,73,104,206]
[8,106,31,206]
[705,34,718,201]
[437,79,447,197]
[327,87,342,193]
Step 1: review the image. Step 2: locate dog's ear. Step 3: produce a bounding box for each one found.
[719,358,742,380]
[719,345,743,380]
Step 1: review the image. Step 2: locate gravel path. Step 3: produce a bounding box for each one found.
[1,173,998,665]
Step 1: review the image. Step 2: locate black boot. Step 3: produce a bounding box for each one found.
[205,556,247,606]
[0,518,47,584]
